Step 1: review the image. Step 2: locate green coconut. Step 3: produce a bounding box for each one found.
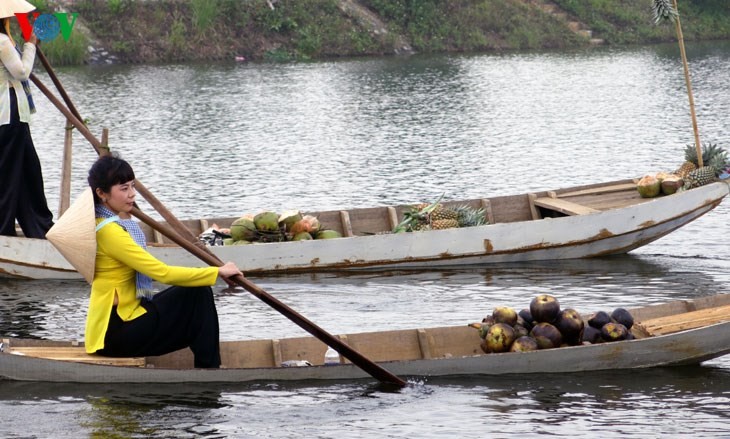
[223,238,236,246]
[315,230,342,239]
[230,216,257,241]
[233,239,252,245]
[278,210,303,232]
[292,232,313,241]
[254,211,280,232]
[637,175,661,198]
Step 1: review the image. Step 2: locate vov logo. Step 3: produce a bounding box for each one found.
[15,12,78,42]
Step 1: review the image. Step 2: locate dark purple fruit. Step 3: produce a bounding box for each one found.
[529,322,563,349]
[601,322,628,342]
[513,324,529,338]
[510,336,539,352]
[492,306,518,326]
[518,308,534,327]
[554,308,585,345]
[581,325,602,344]
[530,294,561,323]
[588,311,612,329]
[485,323,517,353]
[610,308,634,330]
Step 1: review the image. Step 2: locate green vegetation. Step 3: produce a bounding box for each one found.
[362,0,583,51]
[39,32,89,66]
[30,0,730,65]
[552,0,730,44]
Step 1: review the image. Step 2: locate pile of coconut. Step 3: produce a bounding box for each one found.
[198,211,342,246]
[636,172,683,198]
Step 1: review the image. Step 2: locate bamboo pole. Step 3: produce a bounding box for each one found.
[58,119,73,216]
[672,0,702,166]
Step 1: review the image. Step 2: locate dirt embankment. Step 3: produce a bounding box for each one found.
[64,0,416,64]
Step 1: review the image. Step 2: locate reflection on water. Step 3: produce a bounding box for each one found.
[2,41,729,437]
[2,365,730,438]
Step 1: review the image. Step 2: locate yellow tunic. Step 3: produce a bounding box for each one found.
[86,219,219,353]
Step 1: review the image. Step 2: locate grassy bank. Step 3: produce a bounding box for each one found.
[33,0,730,65]
[552,0,730,44]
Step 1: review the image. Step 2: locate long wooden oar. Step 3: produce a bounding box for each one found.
[131,206,406,386]
[31,64,407,387]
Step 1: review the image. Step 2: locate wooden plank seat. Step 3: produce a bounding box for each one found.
[7,346,146,367]
[532,197,600,216]
[557,182,637,198]
[635,304,730,336]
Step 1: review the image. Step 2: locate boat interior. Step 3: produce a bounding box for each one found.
[140,179,644,245]
[3,292,729,370]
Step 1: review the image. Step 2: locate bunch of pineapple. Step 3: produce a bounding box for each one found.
[393,200,487,233]
[673,143,729,189]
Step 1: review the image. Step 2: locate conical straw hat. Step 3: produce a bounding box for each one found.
[0,0,35,19]
[46,188,96,284]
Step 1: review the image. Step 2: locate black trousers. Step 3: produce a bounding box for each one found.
[0,90,54,238]
[98,286,221,368]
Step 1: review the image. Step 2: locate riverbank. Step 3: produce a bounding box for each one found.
[34,0,730,65]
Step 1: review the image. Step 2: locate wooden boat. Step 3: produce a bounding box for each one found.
[1,293,730,383]
[1,178,728,280]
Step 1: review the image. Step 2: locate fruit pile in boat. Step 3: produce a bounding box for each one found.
[199,210,342,246]
[393,199,487,233]
[637,143,729,198]
[469,294,635,353]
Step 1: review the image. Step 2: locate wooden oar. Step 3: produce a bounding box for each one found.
[29,72,200,243]
[31,65,407,387]
[129,207,406,386]
[35,48,82,123]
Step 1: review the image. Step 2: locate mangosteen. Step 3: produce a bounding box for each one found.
[485,323,516,353]
[601,322,628,342]
[513,324,529,338]
[529,322,563,349]
[529,294,561,323]
[510,336,539,352]
[518,308,534,327]
[554,308,585,346]
[588,310,612,329]
[610,308,634,330]
[581,325,602,344]
[492,306,518,326]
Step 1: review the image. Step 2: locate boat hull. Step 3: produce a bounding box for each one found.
[3,293,730,383]
[1,321,728,383]
[1,181,727,280]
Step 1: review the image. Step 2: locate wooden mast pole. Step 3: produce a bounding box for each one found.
[672,0,702,167]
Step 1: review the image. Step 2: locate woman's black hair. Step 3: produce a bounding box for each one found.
[87,153,136,204]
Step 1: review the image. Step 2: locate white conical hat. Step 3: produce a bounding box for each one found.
[46,188,96,284]
[0,0,35,19]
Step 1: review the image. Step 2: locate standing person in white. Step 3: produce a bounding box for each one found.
[0,0,53,238]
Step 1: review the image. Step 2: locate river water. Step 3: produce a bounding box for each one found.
[1,41,729,437]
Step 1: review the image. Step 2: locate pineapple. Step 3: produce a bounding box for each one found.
[454,205,487,227]
[392,196,444,233]
[430,207,458,222]
[431,219,459,230]
[684,154,727,189]
[675,142,728,181]
[673,161,696,178]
